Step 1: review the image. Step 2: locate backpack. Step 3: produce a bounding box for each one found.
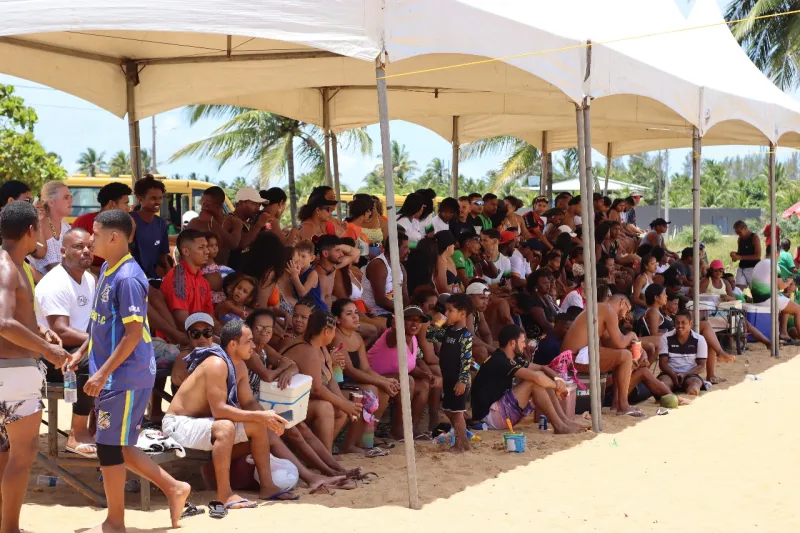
[546,350,586,390]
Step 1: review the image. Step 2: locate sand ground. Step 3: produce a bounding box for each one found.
[19,343,800,532]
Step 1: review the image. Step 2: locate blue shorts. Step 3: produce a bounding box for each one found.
[95,388,151,446]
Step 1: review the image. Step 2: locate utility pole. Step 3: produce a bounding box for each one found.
[664,149,670,226]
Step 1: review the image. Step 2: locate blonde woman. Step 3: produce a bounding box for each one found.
[29,181,72,273]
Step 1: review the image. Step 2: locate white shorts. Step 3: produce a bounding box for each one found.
[162,414,248,452]
[736,268,755,287]
[0,360,45,452]
[575,346,589,365]
[755,295,791,313]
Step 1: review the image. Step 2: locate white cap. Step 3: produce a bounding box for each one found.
[465,282,491,296]
[557,225,577,237]
[235,187,268,204]
[185,312,214,331]
[182,210,199,225]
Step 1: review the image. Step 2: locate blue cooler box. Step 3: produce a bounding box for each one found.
[743,303,772,341]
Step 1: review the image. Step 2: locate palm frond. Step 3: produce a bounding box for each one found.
[459,136,521,161]
[183,104,255,125]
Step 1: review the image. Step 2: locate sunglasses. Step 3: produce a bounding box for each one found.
[188,327,213,340]
[473,200,484,206]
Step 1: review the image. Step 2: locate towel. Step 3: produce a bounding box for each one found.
[184,344,239,407]
[136,429,186,458]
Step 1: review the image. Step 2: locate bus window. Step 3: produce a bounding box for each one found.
[69,187,101,217]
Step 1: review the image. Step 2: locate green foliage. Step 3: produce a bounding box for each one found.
[671,224,723,249]
[0,84,67,191]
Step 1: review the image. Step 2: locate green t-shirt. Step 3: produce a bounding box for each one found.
[452,250,475,279]
[778,250,795,278]
[477,214,493,231]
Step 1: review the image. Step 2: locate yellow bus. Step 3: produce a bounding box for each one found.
[65,175,234,228]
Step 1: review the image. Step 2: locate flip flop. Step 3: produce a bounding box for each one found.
[365,447,390,458]
[708,376,728,384]
[65,443,97,459]
[352,471,379,484]
[618,408,647,418]
[207,501,227,519]
[414,432,432,441]
[262,490,300,501]
[179,502,205,520]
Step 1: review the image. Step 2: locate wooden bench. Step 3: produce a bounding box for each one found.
[39,382,207,511]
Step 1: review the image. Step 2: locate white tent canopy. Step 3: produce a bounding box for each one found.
[548,177,648,193]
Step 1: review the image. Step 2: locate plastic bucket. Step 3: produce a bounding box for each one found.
[503,433,527,453]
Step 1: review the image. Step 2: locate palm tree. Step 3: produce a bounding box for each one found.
[140,149,152,174]
[360,141,418,194]
[417,157,451,195]
[76,148,107,176]
[726,1,800,90]
[108,150,130,177]
[461,136,541,193]
[554,148,579,181]
[170,105,371,226]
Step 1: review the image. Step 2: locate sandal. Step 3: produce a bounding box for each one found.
[262,490,299,501]
[414,431,432,441]
[618,408,647,418]
[65,442,97,459]
[708,376,728,384]
[180,502,205,520]
[353,471,379,483]
[365,447,390,458]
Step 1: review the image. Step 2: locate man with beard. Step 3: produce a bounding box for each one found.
[35,227,97,457]
[312,235,360,312]
[227,187,269,270]
[186,186,244,265]
[471,324,584,434]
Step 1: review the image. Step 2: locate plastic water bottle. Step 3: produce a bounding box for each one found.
[64,369,77,404]
[37,475,65,487]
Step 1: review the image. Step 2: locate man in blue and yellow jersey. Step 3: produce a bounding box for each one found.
[66,209,190,531]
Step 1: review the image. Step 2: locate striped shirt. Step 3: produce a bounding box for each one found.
[658,330,707,374]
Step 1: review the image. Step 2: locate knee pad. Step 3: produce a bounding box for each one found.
[96,443,124,467]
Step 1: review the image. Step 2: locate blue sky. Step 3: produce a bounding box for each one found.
[2,0,797,191]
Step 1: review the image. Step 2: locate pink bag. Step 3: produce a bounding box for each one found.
[547,350,586,390]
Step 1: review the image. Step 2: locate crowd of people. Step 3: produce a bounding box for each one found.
[0,176,789,532]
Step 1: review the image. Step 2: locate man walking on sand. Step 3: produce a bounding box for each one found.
[65,210,190,532]
[0,202,69,533]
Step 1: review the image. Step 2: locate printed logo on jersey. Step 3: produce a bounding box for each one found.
[77,295,88,307]
[128,305,140,314]
[100,285,111,303]
[97,410,111,430]
[149,357,157,375]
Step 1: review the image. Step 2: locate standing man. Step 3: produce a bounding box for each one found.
[130,176,171,279]
[731,220,761,290]
[67,210,190,532]
[35,227,97,457]
[0,202,68,533]
[227,187,269,270]
[186,186,243,265]
[72,182,133,274]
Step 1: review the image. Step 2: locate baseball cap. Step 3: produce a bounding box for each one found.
[182,210,199,226]
[709,259,724,270]
[499,231,517,245]
[308,195,339,210]
[185,312,214,331]
[650,218,670,228]
[403,305,430,322]
[557,225,577,237]
[465,281,491,296]
[235,186,268,204]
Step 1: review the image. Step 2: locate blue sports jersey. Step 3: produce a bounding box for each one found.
[89,254,156,391]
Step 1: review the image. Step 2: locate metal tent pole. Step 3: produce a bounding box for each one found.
[664,150,670,223]
[769,143,779,357]
[692,128,702,331]
[451,116,460,198]
[332,132,342,219]
[540,132,548,197]
[125,61,142,182]
[576,103,601,432]
[603,143,612,196]
[376,57,420,510]
[322,88,332,187]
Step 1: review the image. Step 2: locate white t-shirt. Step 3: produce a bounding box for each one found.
[396,216,424,245]
[560,290,585,312]
[574,215,582,226]
[35,264,96,332]
[509,249,531,279]
[28,220,71,274]
[483,254,511,285]
[431,215,451,234]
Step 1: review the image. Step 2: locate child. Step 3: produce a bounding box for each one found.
[426,293,474,453]
[288,239,322,300]
[426,197,459,236]
[215,273,258,323]
[200,233,235,304]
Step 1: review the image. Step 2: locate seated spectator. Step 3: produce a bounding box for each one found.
[632,254,658,317]
[569,246,584,278]
[130,176,171,279]
[161,229,214,331]
[560,275,586,312]
[657,311,708,396]
[509,238,534,290]
[562,295,642,417]
[226,186,268,270]
[331,299,397,455]
[471,325,584,434]
[215,273,258,324]
[286,238,321,303]
[663,247,694,289]
[453,232,481,288]
[433,230,459,294]
[544,249,569,299]
[72,181,132,274]
[395,193,426,247]
[428,197,459,235]
[280,310,361,451]
[527,269,560,336]
[185,186,243,265]
[170,313,215,392]
[635,284,673,339]
[343,197,373,258]
[450,197,478,239]
[532,310,579,366]
[200,233,235,305]
[480,229,511,288]
[361,234,410,320]
[485,292,536,341]
[701,260,735,301]
[465,281,496,364]
[330,238,383,344]
[405,236,437,295]
[542,208,565,244]
[641,218,677,260]
[34,227,96,457]
[367,306,435,440]
[522,196,553,252]
[751,245,800,343]
[163,320,299,504]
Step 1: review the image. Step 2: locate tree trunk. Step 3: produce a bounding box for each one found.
[287,134,298,227]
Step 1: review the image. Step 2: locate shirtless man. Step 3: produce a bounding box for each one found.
[313,235,359,311]
[0,202,69,533]
[186,186,243,266]
[562,294,643,418]
[163,320,298,508]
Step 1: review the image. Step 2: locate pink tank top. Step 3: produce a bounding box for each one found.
[367,330,418,376]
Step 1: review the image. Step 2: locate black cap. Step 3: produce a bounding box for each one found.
[403,306,430,322]
[650,218,670,228]
[434,230,456,249]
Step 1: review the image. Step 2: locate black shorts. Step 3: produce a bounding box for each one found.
[657,372,707,392]
[441,384,468,413]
